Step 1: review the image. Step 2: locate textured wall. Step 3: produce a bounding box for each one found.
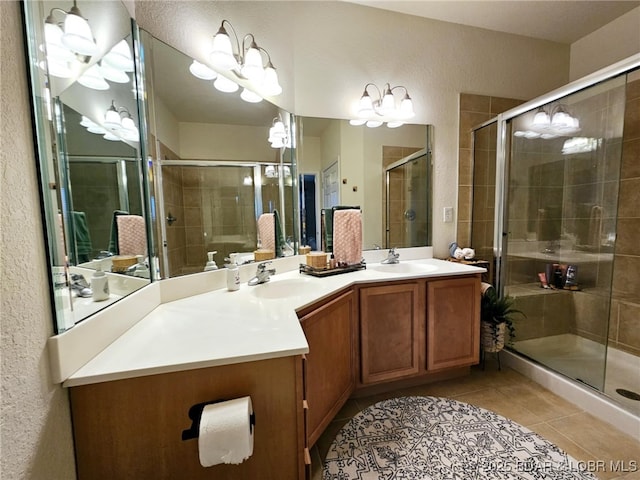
[0,1,76,478]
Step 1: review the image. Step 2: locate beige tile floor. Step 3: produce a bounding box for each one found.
[311,364,640,480]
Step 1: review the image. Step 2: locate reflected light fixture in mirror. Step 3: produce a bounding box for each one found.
[42,2,100,79]
[350,82,415,128]
[268,116,289,148]
[514,103,581,139]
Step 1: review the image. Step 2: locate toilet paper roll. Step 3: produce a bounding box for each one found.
[198,396,254,467]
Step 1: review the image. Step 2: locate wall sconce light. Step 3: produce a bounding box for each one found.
[187,19,282,102]
[268,116,289,149]
[44,2,98,57]
[350,83,415,128]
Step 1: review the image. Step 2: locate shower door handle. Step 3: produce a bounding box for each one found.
[166,212,177,226]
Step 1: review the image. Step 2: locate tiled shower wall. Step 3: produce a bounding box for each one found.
[457,93,525,283]
[611,71,640,356]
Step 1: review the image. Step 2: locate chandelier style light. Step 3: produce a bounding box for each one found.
[350,83,415,128]
[188,19,282,102]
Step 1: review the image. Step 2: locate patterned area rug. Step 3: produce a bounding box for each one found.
[323,396,597,479]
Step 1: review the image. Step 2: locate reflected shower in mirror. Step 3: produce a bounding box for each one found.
[296,117,432,252]
[141,30,296,278]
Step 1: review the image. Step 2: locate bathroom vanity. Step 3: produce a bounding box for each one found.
[51,250,483,479]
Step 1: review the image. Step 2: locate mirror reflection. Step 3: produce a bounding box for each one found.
[296,117,432,251]
[141,31,296,277]
[24,1,152,333]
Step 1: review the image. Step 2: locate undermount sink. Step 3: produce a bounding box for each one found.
[370,262,439,274]
[250,278,318,300]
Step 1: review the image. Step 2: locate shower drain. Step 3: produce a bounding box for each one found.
[616,388,640,401]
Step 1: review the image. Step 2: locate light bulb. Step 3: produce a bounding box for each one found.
[210,26,238,70]
[103,131,121,141]
[61,6,98,56]
[366,120,383,128]
[189,60,217,80]
[262,64,282,96]
[213,75,239,93]
[532,109,550,127]
[357,91,374,117]
[77,65,109,90]
[386,121,404,128]
[102,39,134,72]
[379,87,396,116]
[241,43,264,82]
[349,119,367,126]
[99,62,129,83]
[86,124,106,134]
[240,88,263,103]
[104,103,121,129]
[399,94,414,119]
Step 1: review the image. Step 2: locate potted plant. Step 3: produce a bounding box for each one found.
[480,286,524,353]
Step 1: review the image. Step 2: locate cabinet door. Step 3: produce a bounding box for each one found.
[360,282,422,384]
[427,276,480,370]
[300,290,355,447]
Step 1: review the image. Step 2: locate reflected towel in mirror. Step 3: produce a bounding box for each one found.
[332,209,362,265]
[116,215,147,256]
[257,213,275,251]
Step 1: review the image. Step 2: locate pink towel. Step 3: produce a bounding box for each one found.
[116,215,147,256]
[257,213,275,251]
[332,209,362,265]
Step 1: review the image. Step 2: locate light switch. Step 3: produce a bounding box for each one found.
[443,207,454,223]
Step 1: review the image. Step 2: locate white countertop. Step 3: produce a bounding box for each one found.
[62,255,484,387]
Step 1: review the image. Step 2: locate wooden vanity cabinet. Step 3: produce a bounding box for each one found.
[427,276,480,371]
[298,290,356,447]
[70,356,305,480]
[359,281,424,384]
[357,274,481,387]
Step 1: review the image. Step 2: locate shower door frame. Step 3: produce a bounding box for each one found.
[493,53,640,295]
[384,148,432,248]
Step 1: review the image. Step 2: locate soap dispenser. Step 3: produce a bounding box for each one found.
[91,261,110,302]
[204,251,218,272]
[226,259,240,291]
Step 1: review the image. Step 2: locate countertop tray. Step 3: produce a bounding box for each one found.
[299,262,366,278]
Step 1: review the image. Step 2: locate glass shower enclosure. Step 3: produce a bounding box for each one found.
[489,58,640,415]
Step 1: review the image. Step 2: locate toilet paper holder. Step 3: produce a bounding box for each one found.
[181,400,256,441]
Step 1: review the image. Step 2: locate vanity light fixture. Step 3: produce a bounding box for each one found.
[208,19,282,98]
[44,2,98,57]
[350,83,415,128]
[268,116,289,149]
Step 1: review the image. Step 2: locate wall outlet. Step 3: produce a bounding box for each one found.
[443,207,454,223]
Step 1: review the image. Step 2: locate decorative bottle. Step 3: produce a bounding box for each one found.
[91,262,110,302]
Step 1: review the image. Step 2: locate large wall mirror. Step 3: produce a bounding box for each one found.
[139,30,297,277]
[296,118,432,252]
[24,1,153,334]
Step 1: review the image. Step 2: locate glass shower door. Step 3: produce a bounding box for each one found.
[385,149,431,248]
[502,75,626,391]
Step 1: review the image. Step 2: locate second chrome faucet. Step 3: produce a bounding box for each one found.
[248,261,276,286]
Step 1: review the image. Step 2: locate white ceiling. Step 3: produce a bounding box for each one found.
[344,0,640,44]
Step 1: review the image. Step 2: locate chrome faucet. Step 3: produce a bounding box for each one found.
[381,247,400,264]
[248,261,276,286]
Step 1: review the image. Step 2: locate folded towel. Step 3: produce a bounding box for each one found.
[116,215,147,256]
[323,206,360,252]
[257,213,275,251]
[332,209,362,265]
[108,210,129,254]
